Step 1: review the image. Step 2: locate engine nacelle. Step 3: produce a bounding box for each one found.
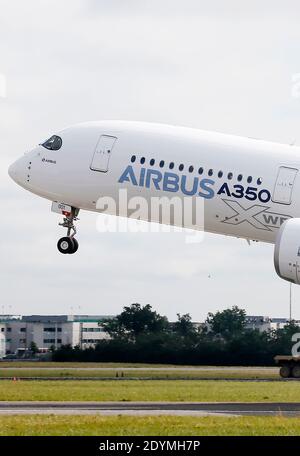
[274,218,300,284]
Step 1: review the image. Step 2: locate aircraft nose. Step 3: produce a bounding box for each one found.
[8,160,19,182]
[8,157,27,186]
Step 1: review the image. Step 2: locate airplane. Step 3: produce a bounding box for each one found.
[7,120,300,284]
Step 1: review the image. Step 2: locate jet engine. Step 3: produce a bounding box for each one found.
[274,218,300,284]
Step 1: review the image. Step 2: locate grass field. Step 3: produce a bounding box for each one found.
[0,363,279,380]
[0,362,221,368]
[0,368,279,380]
[0,380,299,402]
[0,415,299,435]
[0,362,278,370]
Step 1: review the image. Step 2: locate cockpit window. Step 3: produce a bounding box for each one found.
[41,135,62,151]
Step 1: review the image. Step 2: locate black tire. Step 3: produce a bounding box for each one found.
[71,238,79,254]
[280,365,292,378]
[57,237,74,254]
[292,365,300,378]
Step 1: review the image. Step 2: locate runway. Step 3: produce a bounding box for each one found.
[0,401,299,416]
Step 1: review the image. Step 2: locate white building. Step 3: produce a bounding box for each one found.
[246,315,300,332]
[245,316,273,332]
[0,323,6,358]
[0,315,113,355]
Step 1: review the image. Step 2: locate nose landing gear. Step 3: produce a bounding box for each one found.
[57,207,80,254]
[57,236,79,254]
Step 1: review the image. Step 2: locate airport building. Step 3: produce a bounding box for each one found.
[204,314,298,336]
[245,316,299,332]
[245,316,273,332]
[0,315,113,357]
[0,322,6,359]
[0,313,297,358]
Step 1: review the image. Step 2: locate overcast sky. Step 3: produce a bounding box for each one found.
[1,0,300,321]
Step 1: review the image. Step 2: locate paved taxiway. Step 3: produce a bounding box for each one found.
[0,402,299,416]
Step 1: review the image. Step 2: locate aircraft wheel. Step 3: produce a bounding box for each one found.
[71,238,79,254]
[292,365,300,378]
[279,365,291,378]
[57,237,75,254]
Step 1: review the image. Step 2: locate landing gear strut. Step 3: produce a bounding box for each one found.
[57,207,80,254]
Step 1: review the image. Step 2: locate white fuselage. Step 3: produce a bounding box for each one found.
[8,121,300,244]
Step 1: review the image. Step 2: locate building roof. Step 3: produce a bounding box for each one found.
[20,315,114,323]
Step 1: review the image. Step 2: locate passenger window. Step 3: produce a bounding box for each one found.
[189,166,194,173]
[218,171,223,178]
[198,167,204,175]
[247,176,252,183]
[237,174,243,181]
[169,162,174,169]
[179,164,184,171]
[41,135,62,151]
[131,155,136,163]
[257,177,262,185]
[159,160,165,168]
[228,172,233,180]
[140,157,145,164]
[150,159,155,166]
[208,169,213,176]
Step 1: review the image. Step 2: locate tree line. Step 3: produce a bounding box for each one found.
[52,304,300,365]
